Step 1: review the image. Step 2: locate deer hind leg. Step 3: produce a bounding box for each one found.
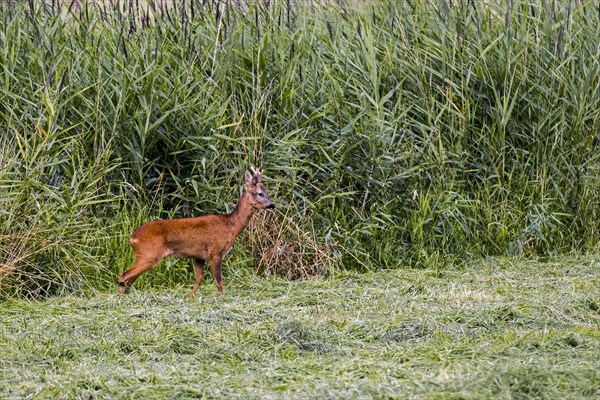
[119,256,161,294]
[189,258,205,299]
[209,255,224,295]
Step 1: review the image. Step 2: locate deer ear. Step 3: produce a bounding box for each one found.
[244,170,254,185]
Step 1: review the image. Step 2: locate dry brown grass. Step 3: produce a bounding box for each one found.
[245,200,336,279]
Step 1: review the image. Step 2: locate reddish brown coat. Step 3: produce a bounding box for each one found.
[119,170,274,297]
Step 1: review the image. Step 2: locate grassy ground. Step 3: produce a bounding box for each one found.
[1,256,599,399]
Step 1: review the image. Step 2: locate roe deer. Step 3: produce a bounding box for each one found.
[119,168,275,298]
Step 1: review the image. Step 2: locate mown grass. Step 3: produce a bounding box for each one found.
[2,0,600,297]
[1,256,598,399]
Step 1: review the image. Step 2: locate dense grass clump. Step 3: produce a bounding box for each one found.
[1,0,600,296]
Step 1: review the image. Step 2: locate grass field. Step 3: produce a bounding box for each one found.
[1,256,599,399]
[1,1,600,397]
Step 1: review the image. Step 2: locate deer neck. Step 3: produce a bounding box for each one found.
[228,191,255,237]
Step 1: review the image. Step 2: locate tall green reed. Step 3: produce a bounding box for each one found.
[1,0,599,297]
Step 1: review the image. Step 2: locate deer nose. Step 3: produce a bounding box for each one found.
[266,203,275,210]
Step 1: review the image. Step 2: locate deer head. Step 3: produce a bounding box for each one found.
[244,168,275,210]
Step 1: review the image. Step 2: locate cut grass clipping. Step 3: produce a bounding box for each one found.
[2,0,600,297]
[1,257,599,398]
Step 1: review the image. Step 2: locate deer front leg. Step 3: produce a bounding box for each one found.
[189,258,205,299]
[209,255,224,295]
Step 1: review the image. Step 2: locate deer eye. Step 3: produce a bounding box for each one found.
[257,192,264,197]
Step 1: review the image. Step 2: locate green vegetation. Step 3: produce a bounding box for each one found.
[0,0,600,399]
[1,256,599,398]
[2,2,598,397]
[1,0,598,295]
